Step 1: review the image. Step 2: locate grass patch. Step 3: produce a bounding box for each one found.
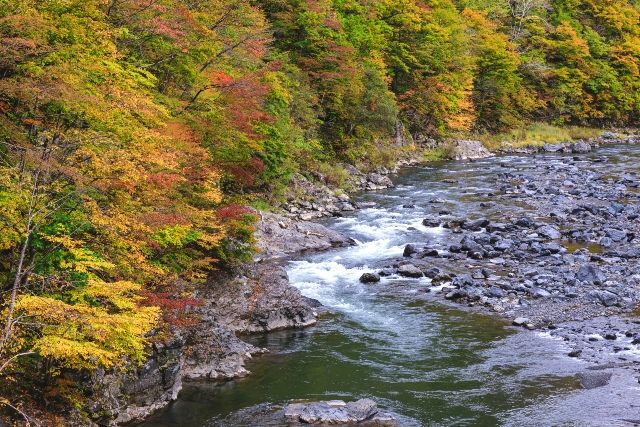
[422,145,453,162]
[478,123,602,151]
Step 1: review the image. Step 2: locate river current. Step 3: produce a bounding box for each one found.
[140,145,640,427]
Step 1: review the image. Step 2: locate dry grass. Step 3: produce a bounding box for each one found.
[478,123,602,151]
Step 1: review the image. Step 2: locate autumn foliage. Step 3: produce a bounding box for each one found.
[0,0,638,423]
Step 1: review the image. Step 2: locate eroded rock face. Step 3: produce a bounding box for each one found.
[78,215,325,425]
[183,263,318,380]
[255,212,355,260]
[281,170,396,220]
[80,333,185,426]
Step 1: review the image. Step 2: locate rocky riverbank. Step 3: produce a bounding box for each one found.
[360,134,640,375]
[72,212,354,426]
[100,130,638,426]
[276,130,640,222]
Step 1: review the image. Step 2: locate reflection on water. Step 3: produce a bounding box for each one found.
[139,145,640,427]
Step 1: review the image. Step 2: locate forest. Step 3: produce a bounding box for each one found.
[0,0,638,423]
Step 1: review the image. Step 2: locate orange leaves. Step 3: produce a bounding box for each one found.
[208,70,234,87]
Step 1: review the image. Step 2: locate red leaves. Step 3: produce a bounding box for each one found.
[216,203,254,221]
[145,172,182,190]
[209,71,234,87]
[150,17,185,40]
[142,291,202,328]
[222,157,265,188]
[223,76,273,137]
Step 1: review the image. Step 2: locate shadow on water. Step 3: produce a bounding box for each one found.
[140,298,585,427]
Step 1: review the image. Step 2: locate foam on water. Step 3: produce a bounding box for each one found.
[288,260,371,286]
[338,239,405,262]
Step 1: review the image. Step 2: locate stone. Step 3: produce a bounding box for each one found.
[604,228,627,242]
[494,239,514,251]
[537,225,561,240]
[422,217,442,227]
[255,212,354,260]
[570,141,591,153]
[451,274,475,287]
[397,264,424,278]
[515,217,536,228]
[462,218,490,231]
[543,143,566,152]
[512,317,530,326]
[284,399,379,424]
[418,248,440,258]
[403,244,419,257]
[450,140,494,160]
[588,290,619,307]
[360,273,381,284]
[577,371,612,389]
[366,173,394,190]
[576,265,607,285]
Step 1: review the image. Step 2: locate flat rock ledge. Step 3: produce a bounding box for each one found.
[255,211,355,260]
[284,399,398,426]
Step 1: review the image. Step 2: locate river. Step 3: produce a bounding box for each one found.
[140,145,640,426]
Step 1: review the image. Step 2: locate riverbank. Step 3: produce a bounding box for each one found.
[275,129,639,221]
[355,138,640,383]
[139,137,640,427]
[116,131,640,426]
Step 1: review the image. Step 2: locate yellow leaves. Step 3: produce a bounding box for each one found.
[14,278,159,370]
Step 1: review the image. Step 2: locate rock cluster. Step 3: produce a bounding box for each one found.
[254,211,355,260]
[367,142,640,364]
[498,130,640,155]
[282,170,394,220]
[80,212,356,426]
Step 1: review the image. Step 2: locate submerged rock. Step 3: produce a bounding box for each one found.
[577,371,613,389]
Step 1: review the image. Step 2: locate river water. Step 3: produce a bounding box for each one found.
[140,145,640,427]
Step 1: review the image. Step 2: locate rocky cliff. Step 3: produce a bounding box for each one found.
[75,212,352,426]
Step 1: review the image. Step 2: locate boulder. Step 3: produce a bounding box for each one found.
[512,317,530,326]
[577,371,612,389]
[422,217,442,227]
[570,141,591,153]
[360,273,381,284]
[576,265,607,285]
[543,143,566,152]
[397,264,424,278]
[366,173,394,190]
[587,290,619,307]
[284,399,380,424]
[450,140,494,160]
[604,228,628,242]
[462,218,490,231]
[537,225,561,240]
[403,244,419,257]
[255,212,354,260]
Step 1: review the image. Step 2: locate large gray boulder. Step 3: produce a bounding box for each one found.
[450,140,494,160]
[255,212,355,260]
[283,399,398,425]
